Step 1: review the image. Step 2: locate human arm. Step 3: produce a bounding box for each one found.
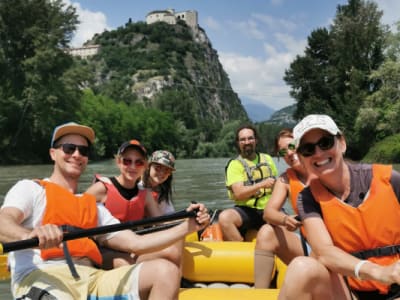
[301,182,400,286]
[304,216,400,284]
[0,180,64,249]
[144,189,162,217]
[85,181,108,204]
[230,178,276,201]
[264,174,301,231]
[101,202,209,255]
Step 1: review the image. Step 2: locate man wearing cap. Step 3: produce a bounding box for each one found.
[279,114,400,300]
[0,122,209,300]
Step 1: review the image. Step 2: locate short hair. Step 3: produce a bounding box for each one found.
[235,124,259,143]
[274,128,293,156]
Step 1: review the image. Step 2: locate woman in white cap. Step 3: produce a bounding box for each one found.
[140,150,177,215]
[254,128,309,288]
[278,114,400,300]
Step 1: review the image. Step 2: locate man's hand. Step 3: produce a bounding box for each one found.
[186,202,210,232]
[28,224,63,249]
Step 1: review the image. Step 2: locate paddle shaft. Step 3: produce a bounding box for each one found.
[0,209,196,254]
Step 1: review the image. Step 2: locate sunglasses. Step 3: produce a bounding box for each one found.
[153,163,171,174]
[297,135,336,157]
[54,143,90,157]
[122,158,145,168]
[277,143,296,157]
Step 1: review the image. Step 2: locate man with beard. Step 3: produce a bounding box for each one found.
[218,124,277,241]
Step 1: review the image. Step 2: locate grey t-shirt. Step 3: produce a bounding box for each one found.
[298,163,400,220]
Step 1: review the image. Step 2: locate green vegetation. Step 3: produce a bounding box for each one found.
[284,0,400,161]
[363,134,400,163]
[1,0,400,164]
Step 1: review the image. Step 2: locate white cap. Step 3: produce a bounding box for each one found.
[293,114,341,147]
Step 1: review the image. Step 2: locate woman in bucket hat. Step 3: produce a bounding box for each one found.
[140,150,177,214]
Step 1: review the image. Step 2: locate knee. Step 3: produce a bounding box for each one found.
[255,224,275,248]
[155,259,181,280]
[218,209,237,227]
[288,256,328,281]
[161,243,183,267]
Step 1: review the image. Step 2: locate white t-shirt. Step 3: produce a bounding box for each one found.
[1,179,119,287]
[137,181,175,214]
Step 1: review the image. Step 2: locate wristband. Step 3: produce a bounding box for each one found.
[354,260,368,280]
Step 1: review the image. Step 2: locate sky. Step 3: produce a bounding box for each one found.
[64,0,400,111]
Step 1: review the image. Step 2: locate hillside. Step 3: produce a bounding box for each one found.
[241,97,275,122]
[265,104,297,127]
[82,20,248,129]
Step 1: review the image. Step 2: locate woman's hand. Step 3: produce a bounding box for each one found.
[283,214,302,232]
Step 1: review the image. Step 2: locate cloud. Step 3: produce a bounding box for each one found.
[203,16,221,31]
[376,0,400,29]
[229,20,265,40]
[64,0,109,47]
[219,45,299,110]
[252,13,297,32]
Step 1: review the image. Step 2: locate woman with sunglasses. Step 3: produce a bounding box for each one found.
[139,150,176,215]
[279,114,400,300]
[254,128,309,288]
[86,140,183,270]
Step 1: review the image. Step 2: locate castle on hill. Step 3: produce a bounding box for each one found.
[68,9,199,58]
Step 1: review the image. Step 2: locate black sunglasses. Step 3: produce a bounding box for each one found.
[277,143,296,157]
[297,135,336,157]
[54,143,90,157]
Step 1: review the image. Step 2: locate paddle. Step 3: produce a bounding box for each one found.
[0,209,196,254]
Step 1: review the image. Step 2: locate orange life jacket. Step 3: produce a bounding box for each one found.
[39,180,102,266]
[286,168,306,237]
[96,175,147,222]
[309,164,400,293]
[286,168,305,214]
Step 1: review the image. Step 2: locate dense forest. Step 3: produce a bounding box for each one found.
[1,0,400,164]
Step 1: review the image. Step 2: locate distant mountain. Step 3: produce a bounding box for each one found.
[241,97,275,123]
[265,104,297,127]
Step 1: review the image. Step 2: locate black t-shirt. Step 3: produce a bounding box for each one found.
[110,177,139,200]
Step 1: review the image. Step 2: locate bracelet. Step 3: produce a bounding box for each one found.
[282,215,288,226]
[354,260,368,280]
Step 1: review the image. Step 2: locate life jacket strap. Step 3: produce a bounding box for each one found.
[61,225,81,280]
[351,245,400,259]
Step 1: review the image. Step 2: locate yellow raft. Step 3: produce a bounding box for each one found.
[0,238,287,300]
[179,235,286,300]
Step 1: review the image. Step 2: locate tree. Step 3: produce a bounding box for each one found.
[0,0,80,163]
[355,22,400,152]
[284,0,387,159]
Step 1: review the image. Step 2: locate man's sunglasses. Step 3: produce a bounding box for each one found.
[122,158,145,168]
[277,143,296,157]
[297,135,336,157]
[54,143,90,157]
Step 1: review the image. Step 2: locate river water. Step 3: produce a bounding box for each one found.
[0,157,287,298]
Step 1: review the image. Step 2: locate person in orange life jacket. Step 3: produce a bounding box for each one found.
[278,114,400,300]
[85,141,182,270]
[254,128,310,288]
[0,122,210,300]
[139,150,177,215]
[219,124,277,241]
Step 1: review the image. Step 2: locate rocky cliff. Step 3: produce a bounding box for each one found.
[83,20,248,128]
